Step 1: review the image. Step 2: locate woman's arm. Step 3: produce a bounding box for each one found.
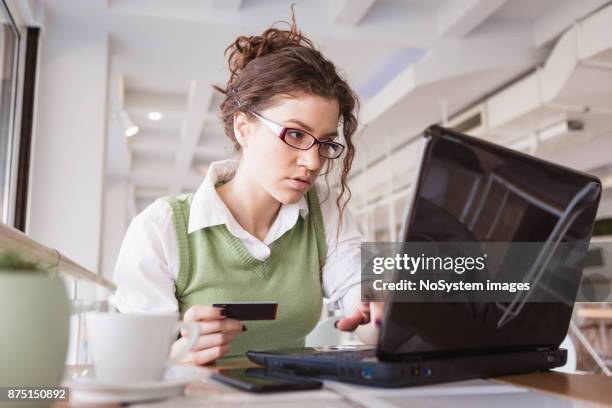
[318,184,362,313]
[318,184,381,343]
[111,200,179,313]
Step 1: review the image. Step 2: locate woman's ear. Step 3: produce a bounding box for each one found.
[233,112,251,148]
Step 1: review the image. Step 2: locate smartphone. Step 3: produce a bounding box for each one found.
[211,368,323,393]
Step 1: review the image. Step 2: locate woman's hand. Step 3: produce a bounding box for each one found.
[334,301,385,344]
[171,305,245,365]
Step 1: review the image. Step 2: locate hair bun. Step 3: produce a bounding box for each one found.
[225,16,314,84]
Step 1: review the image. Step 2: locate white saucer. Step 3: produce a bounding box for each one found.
[64,365,201,404]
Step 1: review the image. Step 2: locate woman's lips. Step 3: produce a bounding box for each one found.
[287,178,311,191]
[294,177,311,185]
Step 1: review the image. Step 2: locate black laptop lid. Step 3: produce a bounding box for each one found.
[378,125,601,359]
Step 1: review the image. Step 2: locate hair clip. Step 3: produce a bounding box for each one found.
[229,85,243,108]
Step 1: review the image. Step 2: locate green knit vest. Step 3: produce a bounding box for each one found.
[162,188,326,357]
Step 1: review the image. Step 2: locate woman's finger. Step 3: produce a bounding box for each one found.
[334,305,366,331]
[192,331,237,352]
[357,302,371,324]
[370,302,385,326]
[182,318,243,336]
[334,302,379,331]
[170,337,193,364]
[190,344,231,366]
[183,305,226,322]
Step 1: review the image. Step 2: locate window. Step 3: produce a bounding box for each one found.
[0,1,20,224]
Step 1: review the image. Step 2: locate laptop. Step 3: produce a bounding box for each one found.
[246,125,602,387]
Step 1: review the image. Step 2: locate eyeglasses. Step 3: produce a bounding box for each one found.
[249,111,345,159]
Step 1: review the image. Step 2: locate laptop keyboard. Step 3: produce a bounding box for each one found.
[310,349,377,361]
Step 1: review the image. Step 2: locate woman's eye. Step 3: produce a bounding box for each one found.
[287,130,306,141]
[322,142,339,152]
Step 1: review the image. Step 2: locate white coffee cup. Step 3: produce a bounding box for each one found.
[85,312,199,383]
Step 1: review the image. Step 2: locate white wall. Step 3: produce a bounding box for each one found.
[100,179,130,280]
[27,0,108,281]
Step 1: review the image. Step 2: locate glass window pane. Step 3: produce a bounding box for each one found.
[0,4,19,223]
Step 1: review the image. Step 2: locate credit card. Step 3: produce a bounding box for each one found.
[213,302,279,321]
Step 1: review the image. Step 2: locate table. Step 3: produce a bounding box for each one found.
[54,358,612,407]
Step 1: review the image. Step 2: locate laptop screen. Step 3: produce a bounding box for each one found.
[379,126,601,357]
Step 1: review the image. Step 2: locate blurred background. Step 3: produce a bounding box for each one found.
[1,0,612,373]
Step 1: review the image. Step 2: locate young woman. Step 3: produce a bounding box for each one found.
[112,18,382,365]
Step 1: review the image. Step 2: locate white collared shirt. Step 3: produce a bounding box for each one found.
[111,159,362,315]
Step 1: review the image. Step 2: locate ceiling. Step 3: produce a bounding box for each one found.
[24,0,612,216]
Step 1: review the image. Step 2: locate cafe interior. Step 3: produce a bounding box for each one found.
[1,0,612,406]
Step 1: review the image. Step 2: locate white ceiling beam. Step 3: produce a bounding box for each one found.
[172,80,213,194]
[533,0,610,47]
[129,138,176,155]
[108,0,437,48]
[362,26,540,127]
[356,24,541,171]
[437,0,509,38]
[209,0,242,10]
[125,90,186,114]
[541,132,612,173]
[128,128,179,140]
[331,0,377,26]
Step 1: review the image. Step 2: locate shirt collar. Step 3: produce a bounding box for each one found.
[187,159,309,234]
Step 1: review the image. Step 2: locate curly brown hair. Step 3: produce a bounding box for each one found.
[213,13,359,230]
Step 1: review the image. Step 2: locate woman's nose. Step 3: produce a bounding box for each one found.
[298,146,323,171]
